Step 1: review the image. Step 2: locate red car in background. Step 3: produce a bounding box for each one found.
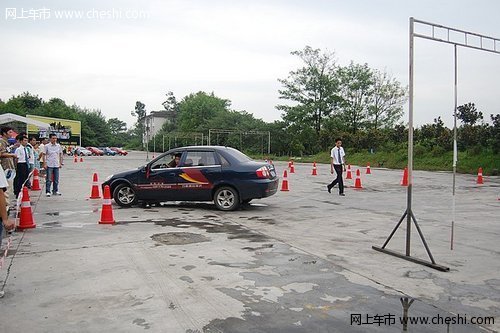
[86,147,104,156]
[111,147,128,156]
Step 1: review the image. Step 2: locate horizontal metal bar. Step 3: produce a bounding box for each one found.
[414,33,500,55]
[372,246,450,272]
[413,18,500,41]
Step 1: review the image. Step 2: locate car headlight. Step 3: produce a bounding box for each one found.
[105,174,114,182]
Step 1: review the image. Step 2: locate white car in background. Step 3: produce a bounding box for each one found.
[73,146,92,156]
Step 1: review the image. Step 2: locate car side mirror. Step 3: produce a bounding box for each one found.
[142,165,150,178]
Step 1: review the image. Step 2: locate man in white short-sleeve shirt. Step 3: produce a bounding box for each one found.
[42,134,63,197]
[327,138,346,196]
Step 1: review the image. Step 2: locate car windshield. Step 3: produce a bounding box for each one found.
[225,148,252,163]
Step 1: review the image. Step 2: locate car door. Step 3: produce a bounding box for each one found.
[176,150,221,201]
[137,152,182,201]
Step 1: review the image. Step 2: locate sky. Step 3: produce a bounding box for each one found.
[1,0,499,128]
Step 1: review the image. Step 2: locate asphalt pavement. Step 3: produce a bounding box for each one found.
[0,151,498,333]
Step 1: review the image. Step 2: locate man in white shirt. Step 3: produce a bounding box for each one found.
[13,135,31,198]
[327,138,346,196]
[42,134,63,196]
[0,164,15,248]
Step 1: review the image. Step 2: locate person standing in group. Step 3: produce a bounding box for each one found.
[25,137,37,189]
[327,138,346,196]
[0,127,16,204]
[13,135,31,198]
[0,164,15,249]
[42,133,63,197]
[33,142,41,173]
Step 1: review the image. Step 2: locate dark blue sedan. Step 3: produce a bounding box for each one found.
[102,146,279,211]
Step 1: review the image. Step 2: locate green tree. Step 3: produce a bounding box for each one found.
[177,91,230,132]
[490,114,500,154]
[457,103,483,126]
[162,91,179,113]
[368,70,406,129]
[75,108,111,147]
[336,62,374,134]
[107,118,127,135]
[277,46,340,136]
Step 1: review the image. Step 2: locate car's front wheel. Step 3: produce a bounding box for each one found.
[113,183,137,207]
[214,186,239,211]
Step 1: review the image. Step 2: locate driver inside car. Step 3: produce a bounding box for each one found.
[167,153,182,168]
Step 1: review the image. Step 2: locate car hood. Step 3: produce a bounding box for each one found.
[108,166,142,181]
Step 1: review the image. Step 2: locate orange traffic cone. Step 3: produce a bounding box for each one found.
[366,163,371,174]
[90,173,101,199]
[74,155,78,163]
[31,168,41,191]
[290,163,295,174]
[346,165,352,179]
[280,170,290,191]
[99,185,115,224]
[288,160,292,168]
[80,156,84,162]
[354,169,363,189]
[401,167,408,186]
[311,162,318,176]
[17,186,36,230]
[477,167,484,184]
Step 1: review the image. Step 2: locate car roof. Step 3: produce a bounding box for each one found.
[169,146,234,152]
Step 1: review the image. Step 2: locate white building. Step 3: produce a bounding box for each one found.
[142,111,176,148]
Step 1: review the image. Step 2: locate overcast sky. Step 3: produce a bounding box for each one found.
[1,0,499,128]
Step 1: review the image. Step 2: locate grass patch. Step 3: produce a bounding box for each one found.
[248,149,499,175]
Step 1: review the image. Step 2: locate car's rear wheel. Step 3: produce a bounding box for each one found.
[113,183,137,207]
[214,186,239,211]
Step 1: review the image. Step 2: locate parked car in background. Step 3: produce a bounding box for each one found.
[86,147,104,156]
[73,146,92,156]
[110,147,128,156]
[99,147,117,156]
[102,146,278,211]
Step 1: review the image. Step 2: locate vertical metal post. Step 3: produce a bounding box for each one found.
[406,17,415,256]
[208,130,211,145]
[162,135,165,152]
[268,131,271,155]
[451,45,458,250]
[168,136,171,150]
[201,133,204,146]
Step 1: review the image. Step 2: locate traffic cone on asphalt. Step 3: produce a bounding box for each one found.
[290,162,295,174]
[90,173,101,199]
[288,160,292,168]
[366,163,371,175]
[477,167,484,184]
[346,165,352,179]
[31,169,41,191]
[354,169,363,189]
[311,162,318,176]
[99,185,115,224]
[80,156,84,162]
[74,155,78,163]
[280,170,290,191]
[401,167,409,186]
[17,187,36,230]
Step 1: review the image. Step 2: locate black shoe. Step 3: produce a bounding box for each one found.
[339,193,345,196]
[327,185,332,193]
